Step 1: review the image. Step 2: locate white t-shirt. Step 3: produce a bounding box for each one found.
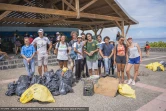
[56,42,69,60]
[31,36,50,54]
[74,42,84,60]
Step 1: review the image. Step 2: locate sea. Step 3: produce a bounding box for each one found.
[112,37,166,47]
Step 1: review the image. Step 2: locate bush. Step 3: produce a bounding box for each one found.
[149,41,166,47]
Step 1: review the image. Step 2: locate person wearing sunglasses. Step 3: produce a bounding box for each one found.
[114,36,128,83]
[125,37,142,85]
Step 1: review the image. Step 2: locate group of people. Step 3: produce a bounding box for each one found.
[20,28,142,86]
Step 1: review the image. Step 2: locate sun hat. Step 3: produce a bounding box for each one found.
[77,35,82,38]
[56,32,60,34]
[110,39,114,42]
[127,37,132,40]
[38,29,44,33]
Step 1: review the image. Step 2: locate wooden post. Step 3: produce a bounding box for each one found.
[121,21,124,37]
[75,0,80,19]
[125,25,130,38]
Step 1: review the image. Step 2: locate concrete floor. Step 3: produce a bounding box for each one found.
[0,51,166,111]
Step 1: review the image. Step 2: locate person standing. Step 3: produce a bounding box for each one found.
[29,35,34,44]
[21,38,36,77]
[54,35,69,69]
[114,36,128,83]
[81,33,89,77]
[109,40,115,75]
[15,35,22,55]
[145,41,150,57]
[126,37,142,85]
[74,36,84,81]
[84,33,99,76]
[99,36,114,76]
[69,31,78,71]
[31,29,52,76]
[96,35,104,75]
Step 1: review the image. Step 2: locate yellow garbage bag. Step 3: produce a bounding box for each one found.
[146,62,165,71]
[20,84,55,104]
[118,84,136,99]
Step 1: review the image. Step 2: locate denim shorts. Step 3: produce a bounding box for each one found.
[128,56,140,64]
[98,59,104,67]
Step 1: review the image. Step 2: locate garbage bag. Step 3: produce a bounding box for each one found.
[52,91,60,96]
[146,62,164,71]
[15,75,30,96]
[59,80,67,95]
[118,84,136,99]
[30,75,41,85]
[5,82,17,96]
[20,84,55,104]
[63,70,73,87]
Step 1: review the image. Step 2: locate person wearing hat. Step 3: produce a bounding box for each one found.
[125,37,142,85]
[109,39,115,75]
[73,35,84,81]
[31,29,52,76]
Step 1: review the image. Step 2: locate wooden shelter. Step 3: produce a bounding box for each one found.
[0,0,138,36]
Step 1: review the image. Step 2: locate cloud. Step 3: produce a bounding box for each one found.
[79,0,166,39]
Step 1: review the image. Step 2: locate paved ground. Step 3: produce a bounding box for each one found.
[0,51,166,111]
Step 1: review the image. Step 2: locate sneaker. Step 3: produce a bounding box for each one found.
[127,79,132,85]
[131,80,136,85]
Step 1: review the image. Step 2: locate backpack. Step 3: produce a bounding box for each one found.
[57,42,69,53]
[116,44,127,55]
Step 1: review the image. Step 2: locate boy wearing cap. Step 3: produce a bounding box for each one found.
[31,29,52,76]
[74,35,84,81]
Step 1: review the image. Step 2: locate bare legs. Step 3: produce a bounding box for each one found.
[133,64,140,81]
[117,63,126,83]
[126,64,133,80]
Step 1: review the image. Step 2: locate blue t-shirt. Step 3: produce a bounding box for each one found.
[100,43,114,56]
[21,45,36,58]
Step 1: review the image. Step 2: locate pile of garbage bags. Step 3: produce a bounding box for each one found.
[146,62,165,71]
[6,69,73,97]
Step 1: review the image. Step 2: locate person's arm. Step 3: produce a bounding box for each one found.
[136,43,142,62]
[126,46,129,63]
[114,47,116,64]
[47,38,52,54]
[124,37,130,47]
[84,49,91,56]
[21,47,27,60]
[30,46,36,60]
[54,43,58,55]
[109,49,114,58]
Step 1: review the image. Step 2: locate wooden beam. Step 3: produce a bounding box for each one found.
[2,17,112,25]
[0,0,20,20]
[66,0,74,11]
[0,3,123,21]
[62,0,76,11]
[99,28,103,35]
[80,0,97,12]
[62,0,64,10]
[115,21,122,30]
[0,11,11,20]
[75,0,80,18]
[125,25,130,38]
[121,21,124,36]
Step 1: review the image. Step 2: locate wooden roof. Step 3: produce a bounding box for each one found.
[0,0,138,30]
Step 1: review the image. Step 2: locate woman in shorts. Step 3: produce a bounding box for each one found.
[54,35,69,69]
[126,37,142,85]
[114,36,127,83]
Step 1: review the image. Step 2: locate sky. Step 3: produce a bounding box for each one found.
[79,0,166,40]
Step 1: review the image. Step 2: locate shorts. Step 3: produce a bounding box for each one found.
[98,59,104,67]
[58,60,68,62]
[128,56,140,64]
[87,60,98,70]
[38,53,48,66]
[116,55,126,64]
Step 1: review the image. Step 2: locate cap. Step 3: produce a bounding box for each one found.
[56,36,60,41]
[77,35,82,38]
[127,37,132,40]
[38,29,44,33]
[56,32,60,34]
[110,39,114,42]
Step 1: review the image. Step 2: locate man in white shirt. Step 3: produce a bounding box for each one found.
[31,29,52,76]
